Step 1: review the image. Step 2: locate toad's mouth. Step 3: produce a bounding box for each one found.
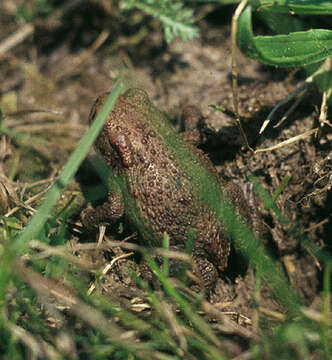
[94,136,122,171]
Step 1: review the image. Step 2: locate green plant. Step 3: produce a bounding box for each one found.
[120,0,199,43]
[18,0,56,21]
[118,0,332,140]
[1,1,331,357]
[234,0,332,117]
[236,1,332,66]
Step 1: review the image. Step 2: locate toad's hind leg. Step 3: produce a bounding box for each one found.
[189,209,231,291]
[192,256,218,293]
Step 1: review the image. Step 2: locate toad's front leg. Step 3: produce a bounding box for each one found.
[81,191,124,230]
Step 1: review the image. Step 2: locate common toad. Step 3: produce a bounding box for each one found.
[81,88,259,292]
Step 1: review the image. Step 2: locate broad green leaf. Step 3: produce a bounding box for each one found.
[251,0,332,14]
[237,5,332,66]
[190,0,239,3]
[256,10,304,34]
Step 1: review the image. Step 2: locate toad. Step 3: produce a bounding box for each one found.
[81,88,260,292]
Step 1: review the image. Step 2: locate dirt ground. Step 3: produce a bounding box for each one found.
[1,1,331,340]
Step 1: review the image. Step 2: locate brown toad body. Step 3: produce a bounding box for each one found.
[81,88,258,291]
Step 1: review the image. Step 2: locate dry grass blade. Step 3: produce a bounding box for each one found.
[8,324,61,360]
[318,90,332,129]
[161,300,188,353]
[54,29,110,82]
[272,89,307,129]
[201,300,258,341]
[72,239,192,263]
[0,23,34,58]
[29,240,96,270]
[259,82,308,135]
[4,109,63,119]
[0,0,84,59]
[10,123,85,134]
[258,306,287,321]
[255,128,318,153]
[231,0,253,152]
[87,252,134,295]
[15,261,151,355]
[5,183,53,217]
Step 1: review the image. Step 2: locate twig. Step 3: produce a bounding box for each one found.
[29,240,96,269]
[201,300,257,340]
[259,82,308,135]
[69,240,191,262]
[273,88,307,129]
[5,184,52,217]
[15,261,150,354]
[0,23,34,58]
[54,29,110,82]
[231,0,248,118]
[304,218,329,233]
[254,128,318,153]
[8,323,60,360]
[87,252,134,295]
[231,0,252,152]
[0,0,84,58]
[318,58,332,133]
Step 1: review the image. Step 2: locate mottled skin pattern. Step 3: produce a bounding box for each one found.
[81,88,256,291]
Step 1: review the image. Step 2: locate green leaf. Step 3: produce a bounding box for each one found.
[122,0,199,43]
[252,0,332,15]
[237,5,332,66]
[190,0,239,3]
[256,9,305,34]
[313,61,332,93]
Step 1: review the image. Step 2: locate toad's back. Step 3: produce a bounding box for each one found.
[85,88,233,289]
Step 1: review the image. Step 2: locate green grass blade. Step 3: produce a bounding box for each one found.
[143,254,226,359]
[14,80,123,254]
[321,264,331,358]
[162,233,170,277]
[272,173,292,202]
